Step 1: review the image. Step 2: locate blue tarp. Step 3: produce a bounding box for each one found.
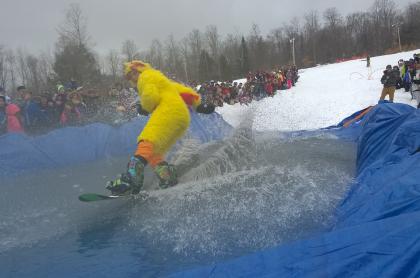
[173,103,420,277]
[0,112,232,177]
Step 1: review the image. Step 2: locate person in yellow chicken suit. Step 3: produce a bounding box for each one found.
[106,60,215,195]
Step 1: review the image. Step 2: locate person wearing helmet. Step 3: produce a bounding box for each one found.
[106,60,215,195]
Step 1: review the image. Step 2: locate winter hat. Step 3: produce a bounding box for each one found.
[57,84,65,93]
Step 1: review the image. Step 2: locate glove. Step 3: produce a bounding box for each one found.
[196,103,215,114]
[136,102,149,116]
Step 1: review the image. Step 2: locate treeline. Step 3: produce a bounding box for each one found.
[1,0,420,94]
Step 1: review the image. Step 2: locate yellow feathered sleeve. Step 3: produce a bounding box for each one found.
[171,82,201,109]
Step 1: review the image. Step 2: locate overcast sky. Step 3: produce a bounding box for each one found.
[0,0,413,54]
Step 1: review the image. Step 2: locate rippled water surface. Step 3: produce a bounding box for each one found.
[0,125,356,277]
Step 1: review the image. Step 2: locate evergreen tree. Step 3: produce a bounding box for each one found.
[54,43,100,84]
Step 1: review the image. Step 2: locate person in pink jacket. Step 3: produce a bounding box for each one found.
[5,103,24,133]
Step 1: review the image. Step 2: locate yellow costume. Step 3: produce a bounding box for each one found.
[106,60,214,194]
[125,61,201,166]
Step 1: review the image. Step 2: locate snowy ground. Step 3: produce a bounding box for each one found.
[218,50,419,131]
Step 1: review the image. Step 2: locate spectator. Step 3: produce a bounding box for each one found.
[265,81,274,97]
[0,87,10,104]
[221,83,231,103]
[286,70,293,89]
[15,85,27,107]
[22,91,43,134]
[56,84,65,94]
[379,65,399,103]
[394,66,403,89]
[66,78,78,91]
[0,95,7,135]
[115,84,137,118]
[70,91,87,119]
[38,95,56,131]
[60,101,81,126]
[5,102,24,133]
[54,93,66,114]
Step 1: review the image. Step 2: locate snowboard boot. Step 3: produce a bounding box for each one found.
[106,156,147,195]
[154,161,178,189]
[105,173,133,196]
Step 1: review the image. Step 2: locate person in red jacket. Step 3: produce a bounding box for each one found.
[5,102,24,133]
[265,81,274,97]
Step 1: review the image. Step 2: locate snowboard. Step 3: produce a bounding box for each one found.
[78,193,130,202]
[79,153,197,203]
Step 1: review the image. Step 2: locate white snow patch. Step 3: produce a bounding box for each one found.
[219,50,419,131]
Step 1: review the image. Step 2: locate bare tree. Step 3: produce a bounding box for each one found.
[205,25,221,77]
[187,29,204,81]
[222,33,241,77]
[247,23,263,69]
[320,8,345,61]
[303,11,320,64]
[16,49,29,86]
[56,3,90,49]
[283,18,300,64]
[106,49,121,81]
[401,2,420,46]
[5,50,17,92]
[0,46,7,90]
[37,51,54,92]
[164,34,183,79]
[346,12,372,55]
[148,39,164,70]
[26,54,40,93]
[121,39,139,62]
[267,28,288,66]
[179,40,190,82]
[324,7,343,28]
[370,0,398,52]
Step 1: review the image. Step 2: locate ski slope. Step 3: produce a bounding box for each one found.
[218,50,419,131]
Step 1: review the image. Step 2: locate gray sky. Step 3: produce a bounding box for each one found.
[0,0,413,54]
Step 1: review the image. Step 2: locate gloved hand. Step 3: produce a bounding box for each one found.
[196,103,215,114]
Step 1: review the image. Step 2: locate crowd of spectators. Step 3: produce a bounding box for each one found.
[0,82,138,136]
[196,66,299,106]
[0,65,299,137]
[379,53,420,107]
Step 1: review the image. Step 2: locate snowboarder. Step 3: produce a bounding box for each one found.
[106,60,215,195]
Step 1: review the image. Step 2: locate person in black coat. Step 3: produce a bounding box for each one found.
[379,65,399,102]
